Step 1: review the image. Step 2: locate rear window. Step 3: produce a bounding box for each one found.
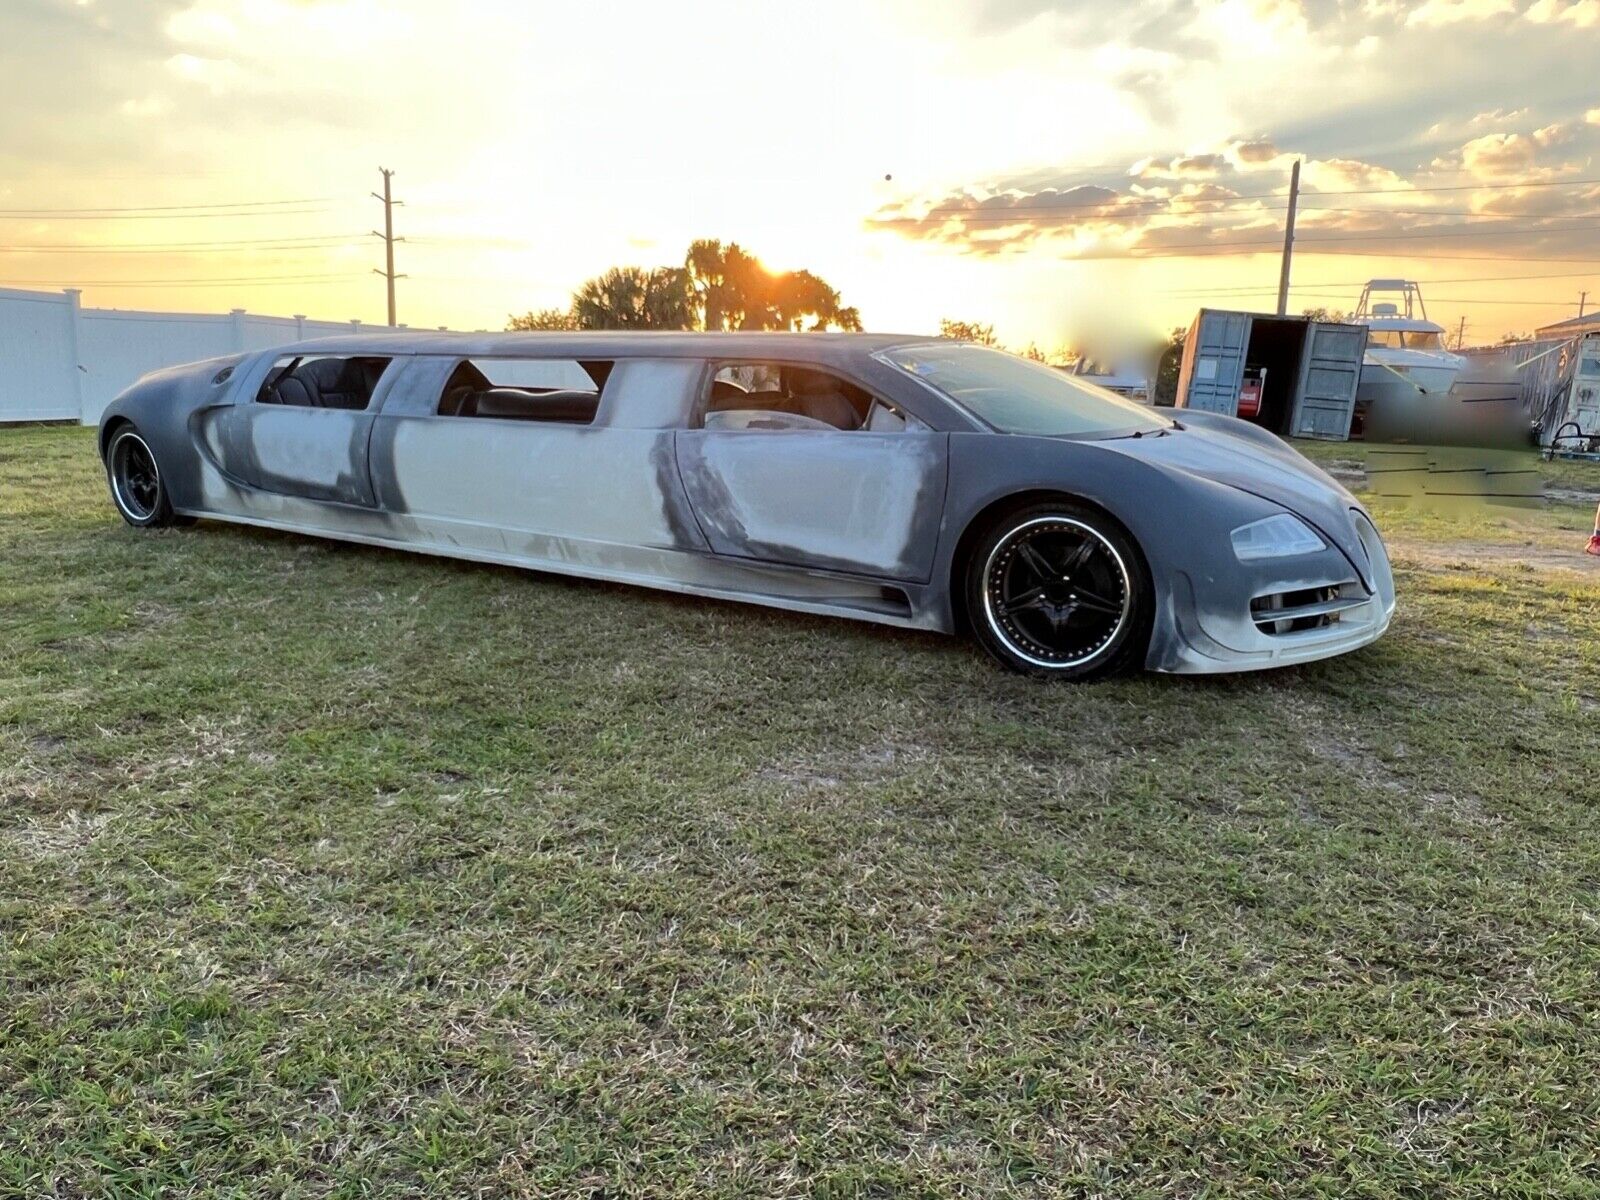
[881,343,1171,437]
[437,357,613,424]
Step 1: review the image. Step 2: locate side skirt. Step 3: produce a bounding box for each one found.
[173,507,947,634]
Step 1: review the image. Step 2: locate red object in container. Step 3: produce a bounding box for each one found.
[1237,368,1265,421]
[1587,502,1600,556]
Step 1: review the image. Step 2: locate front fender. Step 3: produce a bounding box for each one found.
[98,354,247,510]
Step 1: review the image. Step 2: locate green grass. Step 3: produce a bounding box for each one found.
[3,424,1599,1197]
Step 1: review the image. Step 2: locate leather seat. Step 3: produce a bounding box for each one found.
[708,379,751,410]
[272,369,316,407]
[272,357,373,410]
[305,358,367,410]
[471,388,598,423]
[785,368,860,430]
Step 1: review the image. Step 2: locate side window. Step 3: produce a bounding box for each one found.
[436,357,612,425]
[257,355,391,410]
[701,363,925,432]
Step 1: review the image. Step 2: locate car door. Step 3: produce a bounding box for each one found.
[674,365,949,582]
[366,356,711,570]
[232,354,394,506]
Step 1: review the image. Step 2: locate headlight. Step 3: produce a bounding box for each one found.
[1230,514,1325,561]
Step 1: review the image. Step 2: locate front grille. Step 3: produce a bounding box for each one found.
[1250,582,1366,635]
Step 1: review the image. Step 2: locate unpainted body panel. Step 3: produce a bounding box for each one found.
[378,419,704,557]
[243,405,378,506]
[675,430,947,581]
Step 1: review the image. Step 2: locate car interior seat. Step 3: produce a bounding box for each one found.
[784,368,862,430]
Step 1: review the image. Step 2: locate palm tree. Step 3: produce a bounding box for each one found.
[564,243,862,333]
[571,266,695,330]
[685,239,728,331]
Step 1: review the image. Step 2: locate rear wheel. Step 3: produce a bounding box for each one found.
[965,501,1152,679]
[106,426,189,528]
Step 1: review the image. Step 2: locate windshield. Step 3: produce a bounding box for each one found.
[1368,329,1446,351]
[882,343,1171,437]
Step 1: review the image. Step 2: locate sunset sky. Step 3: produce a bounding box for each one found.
[4,0,1599,351]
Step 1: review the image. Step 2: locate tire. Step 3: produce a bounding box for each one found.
[105,425,191,528]
[964,500,1153,680]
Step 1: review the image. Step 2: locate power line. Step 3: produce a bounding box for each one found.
[0,236,367,255]
[1158,269,1600,294]
[0,208,334,222]
[1265,247,1600,263]
[0,197,333,215]
[1016,224,1600,263]
[1286,291,1581,306]
[0,272,366,286]
[907,174,1600,217]
[903,205,1597,225]
[1224,222,1600,245]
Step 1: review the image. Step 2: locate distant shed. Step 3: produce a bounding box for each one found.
[1534,312,1600,341]
[1174,309,1367,441]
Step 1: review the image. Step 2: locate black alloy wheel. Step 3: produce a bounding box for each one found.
[967,502,1152,679]
[106,426,186,528]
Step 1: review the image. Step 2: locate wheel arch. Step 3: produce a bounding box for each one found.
[98,415,134,462]
[948,488,1153,636]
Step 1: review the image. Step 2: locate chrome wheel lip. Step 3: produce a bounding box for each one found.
[981,515,1133,670]
[109,430,160,522]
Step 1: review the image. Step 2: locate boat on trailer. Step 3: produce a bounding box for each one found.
[1351,280,1466,418]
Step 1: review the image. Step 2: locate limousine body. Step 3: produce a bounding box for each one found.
[98,331,1395,678]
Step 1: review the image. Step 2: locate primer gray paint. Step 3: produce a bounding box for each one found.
[97,331,1396,674]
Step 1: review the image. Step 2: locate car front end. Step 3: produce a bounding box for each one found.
[1147,500,1396,674]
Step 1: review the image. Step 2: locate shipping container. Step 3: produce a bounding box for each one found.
[1174,309,1366,441]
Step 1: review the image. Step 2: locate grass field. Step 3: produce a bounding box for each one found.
[3,423,1599,1197]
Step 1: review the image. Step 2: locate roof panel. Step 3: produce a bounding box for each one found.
[278,330,940,359]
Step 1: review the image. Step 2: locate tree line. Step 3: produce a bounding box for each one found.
[509,239,861,333]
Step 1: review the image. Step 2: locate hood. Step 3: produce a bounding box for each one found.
[1100,421,1371,580]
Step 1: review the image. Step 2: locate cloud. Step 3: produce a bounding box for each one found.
[1300,156,1410,190]
[1132,152,1234,179]
[1474,183,1600,217]
[1469,106,1531,125]
[868,108,1600,266]
[1525,0,1600,25]
[1457,122,1575,176]
[1229,138,1282,164]
[1460,132,1540,175]
[1404,0,1515,24]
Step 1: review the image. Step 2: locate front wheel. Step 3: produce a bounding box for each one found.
[965,501,1152,679]
[106,426,189,528]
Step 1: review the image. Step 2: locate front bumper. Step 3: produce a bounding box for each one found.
[1148,510,1397,674]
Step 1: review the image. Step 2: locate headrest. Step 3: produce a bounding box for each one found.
[787,368,841,396]
[303,357,351,389]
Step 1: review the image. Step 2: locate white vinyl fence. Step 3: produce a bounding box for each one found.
[0,287,406,425]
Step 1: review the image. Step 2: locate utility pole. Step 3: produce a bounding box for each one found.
[1276,159,1300,316]
[1454,315,1467,351]
[371,167,405,327]
[1579,290,1588,319]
